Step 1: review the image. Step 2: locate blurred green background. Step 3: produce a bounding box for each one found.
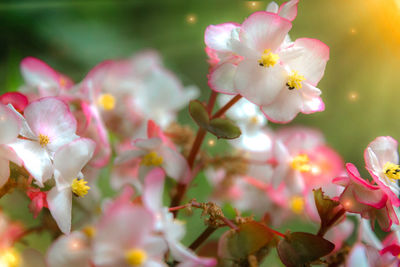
[1,0,400,265]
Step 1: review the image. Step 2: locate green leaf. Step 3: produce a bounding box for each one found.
[277,232,335,267]
[189,100,209,128]
[208,118,241,139]
[188,100,241,140]
[313,188,345,236]
[219,221,277,266]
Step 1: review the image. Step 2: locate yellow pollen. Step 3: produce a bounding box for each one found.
[383,162,400,181]
[250,116,259,124]
[98,93,116,111]
[38,134,50,147]
[125,249,147,266]
[82,226,96,238]
[290,196,304,214]
[0,248,21,267]
[59,77,67,87]
[291,154,311,172]
[141,151,163,166]
[258,49,279,67]
[71,178,90,197]
[287,70,306,90]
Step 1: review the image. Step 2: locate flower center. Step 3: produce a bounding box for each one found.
[291,154,311,172]
[0,248,21,267]
[290,196,304,214]
[287,70,306,90]
[82,226,96,238]
[383,162,400,181]
[71,178,90,197]
[141,151,163,166]
[98,93,116,111]
[38,134,50,147]
[250,116,259,124]
[258,49,279,67]
[125,249,148,266]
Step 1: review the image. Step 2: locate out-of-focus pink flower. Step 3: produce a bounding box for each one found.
[9,97,79,186]
[27,188,48,219]
[266,0,299,22]
[334,163,399,231]
[115,121,189,184]
[19,57,73,100]
[364,136,400,207]
[0,210,25,249]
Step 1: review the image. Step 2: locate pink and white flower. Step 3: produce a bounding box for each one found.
[364,136,400,206]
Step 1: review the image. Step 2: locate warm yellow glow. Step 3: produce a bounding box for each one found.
[348,91,359,101]
[208,139,216,146]
[0,248,21,267]
[290,196,304,214]
[186,14,197,24]
[349,28,357,34]
[291,154,311,172]
[246,1,261,9]
[98,94,116,111]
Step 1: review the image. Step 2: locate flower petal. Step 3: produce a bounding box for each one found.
[240,11,292,53]
[205,22,240,52]
[208,63,238,94]
[143,168,165,213]
[278,0,299,21]
[47,187,72,234]
[0,104,21,144]
[159,147,189,182]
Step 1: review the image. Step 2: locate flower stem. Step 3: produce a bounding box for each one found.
[189,226,217,251]
[211,95,242,119]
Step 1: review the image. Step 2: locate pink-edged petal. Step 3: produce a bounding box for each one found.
[143,168,165,213]
[235,59,287,106]
[376,206,392,232]
[365,136,398,173]
[279,38,329,86]
[345,163,380,190]
[0,92,28,112]
[278,0,299,21]
[261,86,302,123]
[204,22,240,51]
[332,176,350,187]
[7,104,36,140]
[353,185,387,209]
[0,158,10,188]
[20,57,60,88]
[159,147,189,182]
[300,83,325,114]
[147,120,175,150]
[266,1,279,13]
[0,104,21,144]
[24,97,78,151]
[47,187,72,234]
[46,232,91,267]
[9,139,53,187]
[54,138,96,185]
[208,63,238,94]
[240,11,292,53]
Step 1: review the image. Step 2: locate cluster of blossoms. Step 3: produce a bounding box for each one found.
[0,1,398,266]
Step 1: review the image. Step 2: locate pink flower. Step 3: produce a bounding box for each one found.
[115,121,189,184]
[0,92,29,112]
[333,163,399,231]
[9,97,79,186]
[266,0,299,22]
[364,136,400,206]
[0,103,23,187]
[47,138,95,234]
[27,188,48,219]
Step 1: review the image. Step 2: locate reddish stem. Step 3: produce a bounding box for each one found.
[189,226,216,251]
[211,95,242,119]
[265,226,285,238]
[168,204,189,212]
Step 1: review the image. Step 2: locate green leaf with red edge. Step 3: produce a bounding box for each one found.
[219,221,277,266]
[313,188,346,236]
[277,232,335,267]
[188,100,241,139]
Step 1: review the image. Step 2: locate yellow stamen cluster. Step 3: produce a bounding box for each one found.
[258,49,279,67]
[290,196,304,214]
[98,93,116,111]
[0,248,21,267]
[38,134,50,147]
[125,249,148,266]
[287,70,306,90]
[141,151,163,166]
[383,162,400,181]
[71,178,90,197]
[291,154,311,172]
[250,116,259,124]
[82,226,96,238]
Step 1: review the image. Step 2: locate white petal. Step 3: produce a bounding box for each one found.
[266,2,279,13]
[235,59,287,106]
[135,138,162,150]
[0,145,22,166]
[159,147,189,182]
[0,104,21,144]
[208,63,238,94]
[24,98,78,151]
[54,138,96,184]
[204,23,240,51]
[47,187,72,234]
[9,139,53,187]
[143,168,165,212]
[114,149,146,164]
[278,0,299,21]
